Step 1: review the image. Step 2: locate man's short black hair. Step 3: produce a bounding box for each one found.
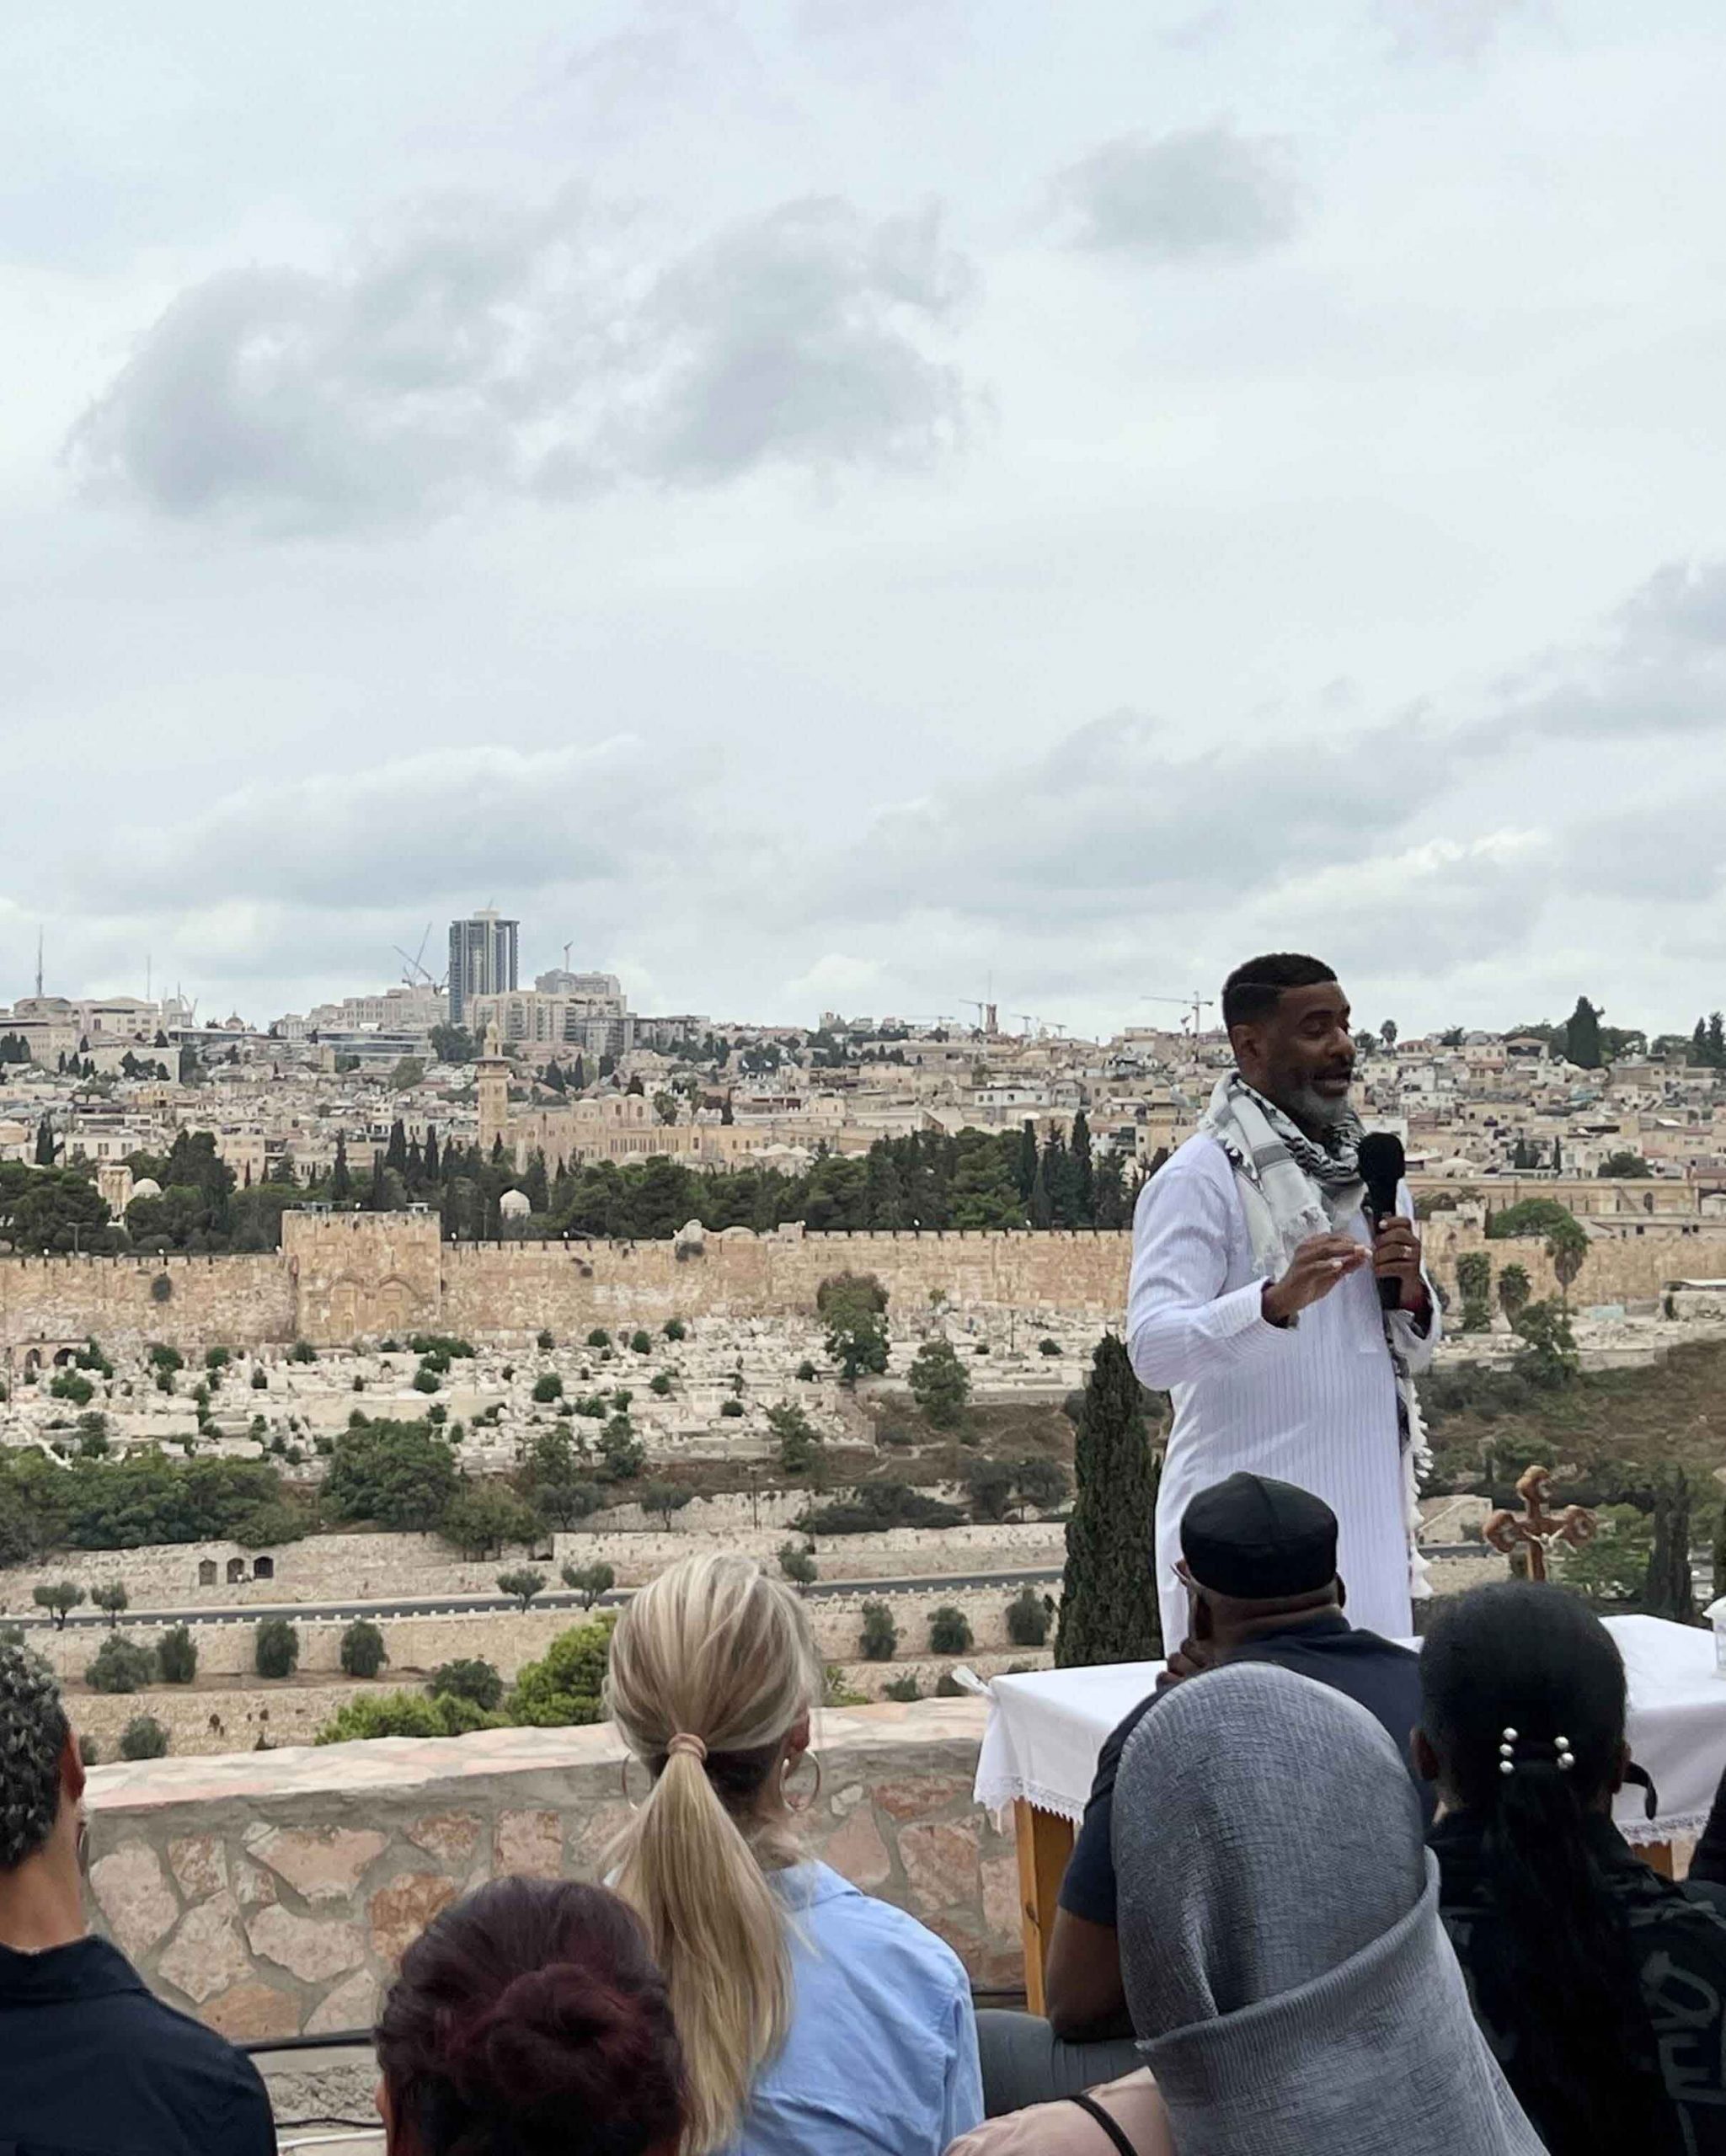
[1221,953,1338,1033]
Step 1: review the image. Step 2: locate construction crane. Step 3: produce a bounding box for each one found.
[394,925,444,992]
[1143,993,1217,1036]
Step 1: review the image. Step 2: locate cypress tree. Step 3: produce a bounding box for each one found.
[1055,1336,1162,1668]
[386,1119,408,1175]
[1029,1148,1054,1230]
[1016,1120,1039,1206]
[1563,996,1602,1070]
[34,1117,54,1166]
[369,1150,387,1212]
[573,1054,587,1090]
[330,1132,351,1200]
[1071,1111,1094,1225]
[1695,1019,1711,1067]
[405,1137,424,1187]
[525,1148,550,1213]
[1712,1013,1726,1069]
[1643,1473,1696,1624]
[423,1125,440,1181]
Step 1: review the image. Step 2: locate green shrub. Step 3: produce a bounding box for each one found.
[289,1341,318,1363]
[497,1566,548,1611]
[796,1359,817,1382]
[1039,1337,1062,1356]
[156,1625,198,1684]
[315,1690,501,1744]
[663,1319,687,1342]
[561,1561,616,1609]
[537,1329,556,1350]
[630,1331,652,1355]
[120,1715,168,1760]
[86,1636,156,1694]
[649,1371,672,1396]
[859,1600,898,1661]
[1006,1586,1051,1647]
[586,1329,611,1349]
[935,1670,965,1698]
[928,1604,973,1654]
[430,1658,504,1712]
[340,1620,388,1678]
[884,1673,922,1702]
[78,1735,101,1765]
[532,1373,563,1403]
[205,1347,231,1371]
[719,1397,745,1418]
[254,1618,299,1678]
[50,1371,94,1406]
[251,1365,268,1389]
[506,1614,616,1727]
[413,1367,441,1394]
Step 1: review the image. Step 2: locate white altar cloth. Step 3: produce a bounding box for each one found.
[974,1614,1726,1846]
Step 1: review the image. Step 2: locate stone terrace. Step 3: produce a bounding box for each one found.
[83,1699,1016,2042]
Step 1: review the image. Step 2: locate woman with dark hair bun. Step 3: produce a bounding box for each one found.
[375,1876,686,2156]
[1418,1580,1726,2156]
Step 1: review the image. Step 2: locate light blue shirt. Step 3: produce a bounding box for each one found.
[728,1860,984,2156]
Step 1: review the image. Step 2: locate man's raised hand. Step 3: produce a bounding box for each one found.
[1262,1234,1367,1326]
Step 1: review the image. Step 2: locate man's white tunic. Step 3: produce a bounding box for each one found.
[1127,1132,1439,1647]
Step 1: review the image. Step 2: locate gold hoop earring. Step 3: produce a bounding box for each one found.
[782,1751,822,1814]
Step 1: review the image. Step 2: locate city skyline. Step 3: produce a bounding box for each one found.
[7,5,1726,1035]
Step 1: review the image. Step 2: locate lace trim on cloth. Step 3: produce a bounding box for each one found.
[973,1769,1087,1828]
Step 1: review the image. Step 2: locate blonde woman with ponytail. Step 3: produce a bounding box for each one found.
[607,1553,983,2156]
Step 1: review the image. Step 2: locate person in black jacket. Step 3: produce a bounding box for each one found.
[0,1642,275,2155]
[1419,1581,1726,2156]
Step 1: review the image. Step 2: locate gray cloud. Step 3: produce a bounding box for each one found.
[1470,558,1726,744]
[72,739,702,914]
[806,709,1434,931]
[1047,122,1301,264]
[1375,0,1535,62]
[68,189,976,530]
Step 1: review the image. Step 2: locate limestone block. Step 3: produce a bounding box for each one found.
[158,1894,252,2004]
[569,1800,633,1879]
[204,1981,302,2043]
[307,1968,382,2036]
[90,1842,179,1961]
[369,1872,458,1968]
[897,1820,980,1913]
[494,1809,564,1878]
[245,1823,388,1902]
[168,1833,229,1904]
[248,1902,367,1985]
[819,1806,891,1892]
[407,1812,482,1867]
[872,1774,972,1822]
[830,1781,868,1819]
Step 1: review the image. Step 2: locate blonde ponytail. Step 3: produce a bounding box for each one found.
[606,1555,820,2155]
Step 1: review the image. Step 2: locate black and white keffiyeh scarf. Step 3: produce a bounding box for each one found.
[1199,1072,1432,1603]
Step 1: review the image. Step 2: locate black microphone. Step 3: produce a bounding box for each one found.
[1357,1130,1407,1311]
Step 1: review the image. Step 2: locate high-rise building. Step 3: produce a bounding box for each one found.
[447,910,519,1026]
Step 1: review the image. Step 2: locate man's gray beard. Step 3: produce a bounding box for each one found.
[1285,1081,1353,1131]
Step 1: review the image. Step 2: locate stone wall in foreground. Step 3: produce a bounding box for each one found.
[83,1701,1014,2041]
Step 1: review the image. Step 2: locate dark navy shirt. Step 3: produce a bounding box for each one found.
[0,1934,275,2155]
[1057,1614,1429,1928]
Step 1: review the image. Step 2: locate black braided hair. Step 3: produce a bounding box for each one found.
[1420,1582,1682,2156]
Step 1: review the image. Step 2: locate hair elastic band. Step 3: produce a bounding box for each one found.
[665,1732,708,1763]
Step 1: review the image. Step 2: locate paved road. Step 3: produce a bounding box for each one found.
[9,1566,1065,1632]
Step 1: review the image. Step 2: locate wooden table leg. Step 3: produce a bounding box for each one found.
[1013,1800,1076,2016]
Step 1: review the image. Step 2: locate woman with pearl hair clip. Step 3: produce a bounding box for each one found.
[1418,1580,1726,2156]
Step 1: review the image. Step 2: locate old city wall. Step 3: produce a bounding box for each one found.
[4,1213,1723,1360]
[0,1252,293,1360]
[437,1227,1132,1340]
[83,1702,1018,2040]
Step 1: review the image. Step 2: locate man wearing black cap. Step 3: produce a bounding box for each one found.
[975,1474,1424,2112]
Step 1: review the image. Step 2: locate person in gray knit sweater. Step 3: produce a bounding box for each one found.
[950,1662,1542,2156]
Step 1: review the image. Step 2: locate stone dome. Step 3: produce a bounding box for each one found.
[130,1178,162,1201]
[500,1187,532,1219]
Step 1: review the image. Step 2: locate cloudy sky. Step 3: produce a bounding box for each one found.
[6,0,1726,1039]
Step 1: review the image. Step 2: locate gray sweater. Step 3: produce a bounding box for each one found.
[1113,1662,1546,2156]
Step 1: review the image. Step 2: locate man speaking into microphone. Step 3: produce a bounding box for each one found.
[1129,953,1438,1646]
